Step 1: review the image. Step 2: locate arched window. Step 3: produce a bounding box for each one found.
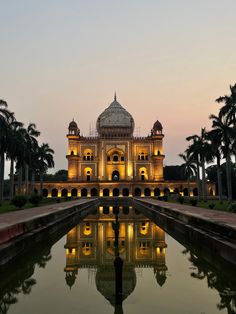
[83,150,93,161]
[113,188,119,197]
[134,188,141,196]
[51,188,58,197]
[122,188,129,197]
[193,188,198,196]
[138,152,148,161]
[86,170,91,181]
[141,170,145,181]
[113,155,119,162]
[91,188,98,197]
[71,188,78,197]
[144,188,151,197]
[112,170,119,181]
[61,189,68,197]
[81,188,88,197]
[103,189,109,197]
[71,150,74,155]
[139,167,148,181]
[183,188,188,196]
[154,188,160,197]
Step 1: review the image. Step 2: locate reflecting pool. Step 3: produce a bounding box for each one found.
[0,206,236,314]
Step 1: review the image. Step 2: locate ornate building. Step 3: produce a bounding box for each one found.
[39,94,215,198]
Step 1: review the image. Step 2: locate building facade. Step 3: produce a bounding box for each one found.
[39,95,215,198]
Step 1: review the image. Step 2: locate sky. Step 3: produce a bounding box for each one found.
[1,0,236,176]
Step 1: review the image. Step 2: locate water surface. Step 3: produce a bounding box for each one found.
[1,206,235,314]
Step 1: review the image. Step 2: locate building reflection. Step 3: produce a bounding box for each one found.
[64,206,168,303]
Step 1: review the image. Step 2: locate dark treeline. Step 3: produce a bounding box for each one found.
[0,100,54,201]
[179,84,236,201]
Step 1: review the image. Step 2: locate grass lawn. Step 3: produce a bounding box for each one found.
[166,197,233,212]
[0,198,59,214]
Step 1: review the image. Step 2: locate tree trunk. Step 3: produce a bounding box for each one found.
[216,155,223,202]
[0,152,5,202]
[196,156,202,200]
[25,163,29,195]
[31,170,35,194]
[40,172,43,196]
[201,158,207,201]
[226,154,232,201]
[9,157,14,200]
[18,166,23,194]
[187,177,190,198]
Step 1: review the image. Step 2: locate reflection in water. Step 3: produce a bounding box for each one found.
[0,205,236,314]
[183,249,236,314]
[0,247,51,314]
[64,206,168,308]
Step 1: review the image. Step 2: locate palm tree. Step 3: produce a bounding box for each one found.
[216,83,236,123]
[6,120,24,199]
[179,153,196,197]
[36,143,54,195]
[22,123,40,195]
[0,100,14,201]
[206,127,223,201]
[209,114,234,201]
[186,129,211,200]
[216,83,236,165]
[185,137,202,200]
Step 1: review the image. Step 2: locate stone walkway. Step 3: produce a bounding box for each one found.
[0,199,93,230]
[136,198,236,230]
[0,199,98,246]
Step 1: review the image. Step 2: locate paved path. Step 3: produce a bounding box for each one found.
[135,198,236,230]
[0,199,95,230]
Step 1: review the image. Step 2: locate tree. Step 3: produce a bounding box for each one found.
[206,127,223,201]
[36,143,54,195]
[186,129,212,200]
[6,120,24,199]
[22,123,40,195]
[216,83,236,166]
[179,153,196,197]
[216,83,236,124]
[209,114,234,201]
[0,100,14,201]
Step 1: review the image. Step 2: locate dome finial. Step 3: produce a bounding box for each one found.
[114,92,117,101]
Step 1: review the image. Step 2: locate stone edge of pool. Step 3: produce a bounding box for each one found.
[0,199,99,266]
[134,198,236,266]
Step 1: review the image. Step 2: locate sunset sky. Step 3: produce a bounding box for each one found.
[1,0,236,176]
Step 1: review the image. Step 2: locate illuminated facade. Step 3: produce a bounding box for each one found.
[38,95,215,198]
[65,94,164,197]
[64,207,168,295]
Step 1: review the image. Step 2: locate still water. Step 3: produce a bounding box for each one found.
[0,206,236,314]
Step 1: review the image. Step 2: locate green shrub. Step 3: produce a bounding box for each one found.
[11,195,28,209]
[228,202,236,213]
[178,196,184,204]
[29,194,43,206]
[208,202,215,209]
[190,199,197,206]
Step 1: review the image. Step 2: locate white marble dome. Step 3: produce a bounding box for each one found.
[96,95,134,137]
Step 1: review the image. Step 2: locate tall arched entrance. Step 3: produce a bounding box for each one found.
[112,170,119,181]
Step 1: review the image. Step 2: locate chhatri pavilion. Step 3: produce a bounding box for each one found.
[39,95,215,198]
